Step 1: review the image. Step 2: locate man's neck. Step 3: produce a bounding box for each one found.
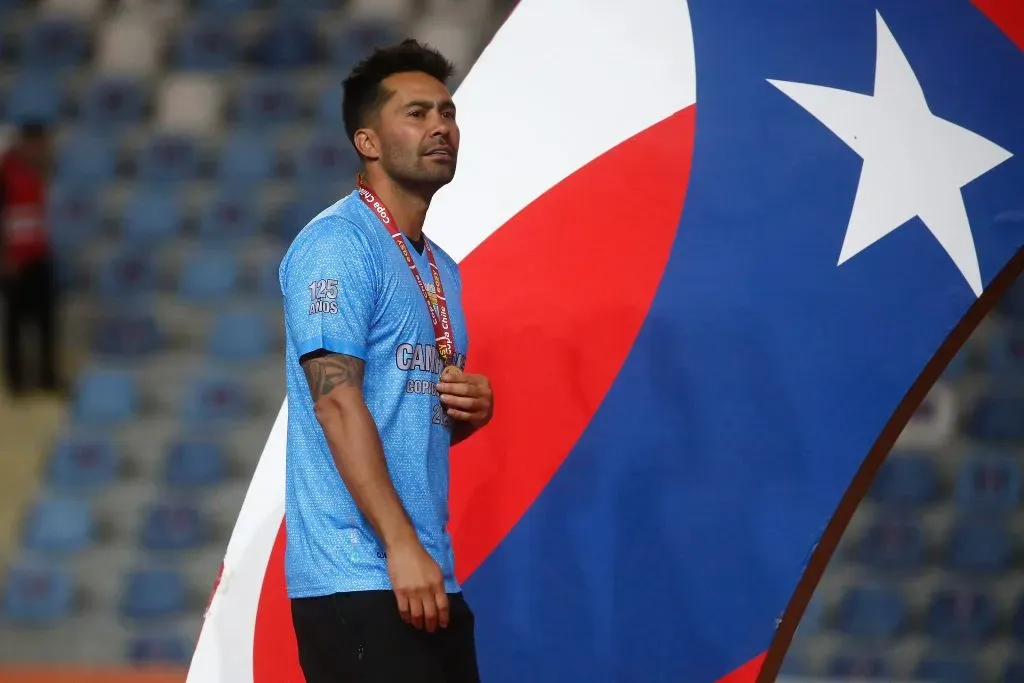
[361,169,432,242]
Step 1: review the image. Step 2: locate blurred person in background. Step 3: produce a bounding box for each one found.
[281,39,493,683]
[0,122,60,399]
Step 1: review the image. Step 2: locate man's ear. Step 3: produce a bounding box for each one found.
[354,128,381,161]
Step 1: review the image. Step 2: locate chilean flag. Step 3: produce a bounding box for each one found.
[186,1,1024,681]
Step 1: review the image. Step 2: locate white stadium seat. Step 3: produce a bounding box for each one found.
[344,0,413,23]
[116,0,186,24]
[96,16,162,76]
[412,14,476,78]
[39,0,104,20]
[895,381,958,451]
[156,74,223,136]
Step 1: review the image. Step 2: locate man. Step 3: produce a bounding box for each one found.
[0,122,59,398]
[279,39,493,683]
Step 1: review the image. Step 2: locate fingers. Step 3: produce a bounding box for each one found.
[436,590,450,630]
[435,380,480,398]
[422,592,439,633]
[445,407,474,421]
[409,593,424,630]
[439,393,477,410]
[396,591,411,625]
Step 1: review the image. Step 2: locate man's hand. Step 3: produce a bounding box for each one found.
[436,366,493,428]
[387,537,449,633]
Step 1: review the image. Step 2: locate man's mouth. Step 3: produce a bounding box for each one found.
[425,147,454,159]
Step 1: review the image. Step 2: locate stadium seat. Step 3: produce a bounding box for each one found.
[966,393,1024,441]
[235,77,299,128]
[47,185,101,250]
[835,585,905,639]
[1006,660,1024,683]
[945,517,1011,573]
[46,436,118,491]
[4,75,61,124]
[72,368,138,424]
[163,439,226,488]
[126,634,192,665]
[344,0,411,22]
[988,322,1024,377]
[121,189,184,243]
[118,0,185,23]
[96,249,156,298]
[1,565,73,624]
[96,16,161,76]
[120,568,186,619]
[329,20,403,71]
[207,310,271,359]
[315,84,342,130]
[178,250,239,301]
[176,20,238,72]
[825,652,890,679]
[272,0,335,12]
[914,656,978,683]
[80,76,145,129]
[1001,275,1024,321]
[277,192,333,241]
[856,518,925,570]
[55,133,117,186]
[196,0,256,13]
[156,75,223,136]
[180,375,248,422]
[21,496,93,554]
[198,191,259,242]
[895,382,956,449]
[139,502,206,552]
[297,134,360,186]
[136,133,198,184]
[20,18,85,71]
[258,255,283,298]
[91,310,163,358]
[217,131,276,187]
[867,453,937,506]
[252,16,316,69]
[925,589,994,642]
[413,15,474,77]
[955,451,1021,511]
[39,0,104,20]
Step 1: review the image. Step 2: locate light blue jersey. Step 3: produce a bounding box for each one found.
[279,189,468,599]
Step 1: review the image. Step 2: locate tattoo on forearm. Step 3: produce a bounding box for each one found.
[302,353,364,400]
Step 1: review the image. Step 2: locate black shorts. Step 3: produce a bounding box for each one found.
[291,589,481,683]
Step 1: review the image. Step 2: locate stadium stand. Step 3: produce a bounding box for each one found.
[1,0,1022,679]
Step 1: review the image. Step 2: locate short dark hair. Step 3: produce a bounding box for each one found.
[341,39,455,154]
[19,121,49,140]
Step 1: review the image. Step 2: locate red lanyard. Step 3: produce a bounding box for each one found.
[356,179,456,365]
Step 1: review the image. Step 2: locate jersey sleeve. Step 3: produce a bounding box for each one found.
[282,218,378,361]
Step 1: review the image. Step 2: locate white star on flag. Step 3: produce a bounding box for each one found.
[768,10,1013,297]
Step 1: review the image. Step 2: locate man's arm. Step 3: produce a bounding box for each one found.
[300,350,417,550]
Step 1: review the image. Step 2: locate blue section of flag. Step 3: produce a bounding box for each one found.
[465,1,1024,681]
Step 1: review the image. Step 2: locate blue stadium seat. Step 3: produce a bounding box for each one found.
[217,131,276,187]
[178,250,239,301]
[96,249,156,298]
[198,191,259,242]
[914,656,978,683]
[47,185,101,251]
[163,439,226,488]
[867,454,937,506]
[126,634,192,665]
[988,322,1024,377]
[277,192,332,241]
[56,133,117,186]
[5,75,61,123]
[946,517,1011,573]
[856,518,924,570]
[121,189,184,243]
[236,78,299,128]
[329,20,403,71]
[180,375,248,422]
[207,310,271,359]
[297,134,360,186]
[21,18,85,71]
[778,651,806,677]
[258,255,283,298]
[955,452,1021,511]
[942,344,969,381]
[1,564,73,624]
[91,310,163,358]
[835,585,905,639]
[72,368,137,425]
[196,0,257,12]
[315,84,342,130]
[826,653,890,679]
[136,134,199,184]
[1001,276,1024,321]
[81,77,145,129]
[21,496,93,554]
[273,0,335,12]
[120,568,186,619]
[176,20,238,71]
[965,393,1024,441]
[252,16,316,69]
[46,436,118,492]
[139,503,206,552]
[926,589,994,642]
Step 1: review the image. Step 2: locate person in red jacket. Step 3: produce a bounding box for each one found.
[0,122,59,397]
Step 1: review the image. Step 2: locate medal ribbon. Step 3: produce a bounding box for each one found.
[356,178,456,365]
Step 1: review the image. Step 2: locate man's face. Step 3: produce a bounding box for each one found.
[372,71,460,189]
